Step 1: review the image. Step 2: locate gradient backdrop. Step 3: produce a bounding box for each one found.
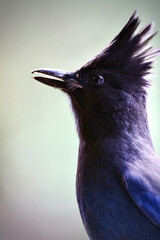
[0,0,160,239]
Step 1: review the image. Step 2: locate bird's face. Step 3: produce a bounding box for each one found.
[32,63,145,141]
[32,66,118,114]
[32,63,144,116]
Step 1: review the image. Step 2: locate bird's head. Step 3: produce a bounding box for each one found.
[32,11,160,140]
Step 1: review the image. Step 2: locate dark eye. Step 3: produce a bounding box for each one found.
[92,75,104,85]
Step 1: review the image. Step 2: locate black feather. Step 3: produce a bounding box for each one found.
[83,11,160,85]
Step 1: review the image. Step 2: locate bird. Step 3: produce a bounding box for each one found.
[32,11,160,240]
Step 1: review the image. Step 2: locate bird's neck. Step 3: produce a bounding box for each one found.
[77,112,154,174]
[77,107,152,146]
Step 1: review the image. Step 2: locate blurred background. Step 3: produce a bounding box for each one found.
[0,0,160,239]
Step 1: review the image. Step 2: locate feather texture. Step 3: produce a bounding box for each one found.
[83,11,160,85]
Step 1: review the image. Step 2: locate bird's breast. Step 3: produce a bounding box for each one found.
[76,142,122,239]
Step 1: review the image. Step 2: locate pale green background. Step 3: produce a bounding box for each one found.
[0,0,160,239]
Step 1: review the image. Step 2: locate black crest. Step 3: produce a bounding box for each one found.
[83,11,160,86]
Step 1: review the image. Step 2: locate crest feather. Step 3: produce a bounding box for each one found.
[83,11,160,84]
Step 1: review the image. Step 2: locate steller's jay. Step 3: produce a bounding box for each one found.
[32,11,160,240]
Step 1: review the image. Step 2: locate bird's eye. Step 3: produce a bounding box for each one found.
[91,75,104,85]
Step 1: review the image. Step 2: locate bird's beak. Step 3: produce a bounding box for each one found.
[32,69,82,91]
